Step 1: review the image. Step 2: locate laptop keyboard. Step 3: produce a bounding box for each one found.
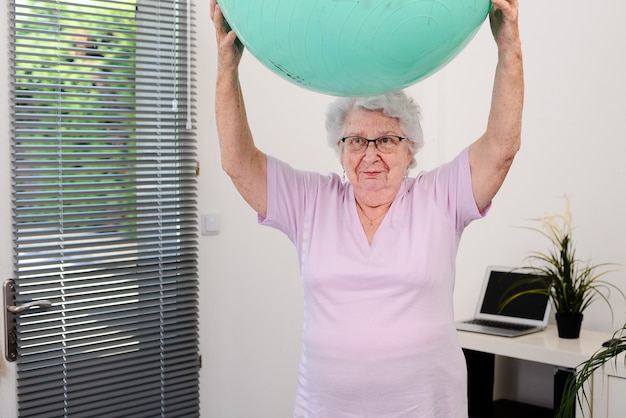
[464,318,535,331]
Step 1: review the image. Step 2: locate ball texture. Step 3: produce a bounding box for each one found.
[219,0,491,96]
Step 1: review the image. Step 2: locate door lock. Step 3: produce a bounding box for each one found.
[3,278,52,362]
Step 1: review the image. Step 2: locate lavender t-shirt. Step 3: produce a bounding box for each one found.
[261,148,485,418]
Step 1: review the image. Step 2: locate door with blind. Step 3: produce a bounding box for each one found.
[2,1,199,417]
[0,1,16,412]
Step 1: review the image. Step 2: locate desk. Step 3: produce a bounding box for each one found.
[591,352,626,418]
[458,325,612,417]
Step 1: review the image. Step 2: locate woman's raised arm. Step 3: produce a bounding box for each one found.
[211,0,268,217]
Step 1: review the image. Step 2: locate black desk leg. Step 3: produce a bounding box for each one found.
[554,367,576,417]
[464,348,495,418]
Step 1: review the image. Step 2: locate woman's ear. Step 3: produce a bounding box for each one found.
[405,147,413,167]
[339,146,346,167]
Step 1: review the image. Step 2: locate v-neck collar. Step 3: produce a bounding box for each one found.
[347,181,409,248]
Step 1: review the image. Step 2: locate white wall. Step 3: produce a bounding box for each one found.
[196,1,626,416]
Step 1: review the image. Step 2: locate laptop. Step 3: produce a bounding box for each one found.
[456,266,551,337]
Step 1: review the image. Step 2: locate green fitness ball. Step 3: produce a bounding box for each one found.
[219,0,491,97]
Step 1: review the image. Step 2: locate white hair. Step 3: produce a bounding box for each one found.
[324,91,424,168]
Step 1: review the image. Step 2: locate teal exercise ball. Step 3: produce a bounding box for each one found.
[219,0,492,97]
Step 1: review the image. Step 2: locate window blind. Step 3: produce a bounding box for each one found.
[10,0,199,417]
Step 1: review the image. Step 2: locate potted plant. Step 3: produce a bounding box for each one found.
[501,195,623,338]
[555,323,626,417]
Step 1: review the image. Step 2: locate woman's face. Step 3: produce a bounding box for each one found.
[340,109,412,204]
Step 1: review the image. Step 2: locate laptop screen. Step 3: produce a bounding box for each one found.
[478,269,550,321]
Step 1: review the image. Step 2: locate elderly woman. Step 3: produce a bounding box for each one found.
[210,0,523,416]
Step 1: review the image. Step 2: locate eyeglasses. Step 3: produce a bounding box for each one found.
[340,135,407,154]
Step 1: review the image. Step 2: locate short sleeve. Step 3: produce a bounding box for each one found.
[260,155,341,245]
[416,147,488,232]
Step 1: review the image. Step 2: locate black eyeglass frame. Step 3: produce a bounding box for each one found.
[339,135,408,153]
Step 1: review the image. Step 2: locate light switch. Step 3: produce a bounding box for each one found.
[201,212,220,236]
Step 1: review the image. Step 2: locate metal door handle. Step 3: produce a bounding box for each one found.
[7,300,53,314]
[3,278,52,361]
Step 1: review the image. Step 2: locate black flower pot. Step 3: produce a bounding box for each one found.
[555,313,583,339]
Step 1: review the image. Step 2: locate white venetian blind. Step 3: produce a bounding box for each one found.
[10,0,199,416]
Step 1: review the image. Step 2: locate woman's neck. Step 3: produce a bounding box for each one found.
[355,199,391,227]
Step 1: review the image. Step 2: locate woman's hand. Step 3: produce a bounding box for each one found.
[489,0,521,51]
[210,0,244,72]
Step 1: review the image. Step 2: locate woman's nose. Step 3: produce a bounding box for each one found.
[362,141,381,159]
